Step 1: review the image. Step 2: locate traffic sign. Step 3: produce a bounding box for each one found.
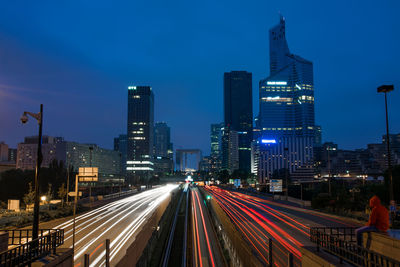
[270,179,283,192]
[68,191,82,197]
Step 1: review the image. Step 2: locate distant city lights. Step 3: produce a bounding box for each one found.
[261,139,277,144]
[267,81,287,85]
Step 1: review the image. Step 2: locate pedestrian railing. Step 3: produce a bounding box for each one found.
[0,229,64,267]
[0,229,61,246]
[310,227,400,267]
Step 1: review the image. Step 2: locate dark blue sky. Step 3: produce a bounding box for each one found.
[1,0,399,155]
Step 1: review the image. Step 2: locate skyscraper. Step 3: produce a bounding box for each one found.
[224,71,253,172]
[154,122,174,174]
[154,122,172,158]
[210,123,223,172]
[127,86,154,181]
[258,16,315,182]
[221,126,239,173]
[114,134,128,175]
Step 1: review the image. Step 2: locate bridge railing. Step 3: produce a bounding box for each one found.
[310,227,400,267]
[0,229,64,267]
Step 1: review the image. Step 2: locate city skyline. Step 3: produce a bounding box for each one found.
[1,1,399,155]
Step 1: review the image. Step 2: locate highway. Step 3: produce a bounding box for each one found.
[190,187,226,267]
[205,186,360,267]
[41,184,178,267]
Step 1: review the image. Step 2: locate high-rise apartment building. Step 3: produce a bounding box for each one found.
[258,16,315,182]
[127,86,154,180]
[224,71,253,172]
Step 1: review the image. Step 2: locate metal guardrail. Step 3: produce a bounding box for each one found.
[310,227,400,267]
[1,229,61,246]
[0,229,64,267]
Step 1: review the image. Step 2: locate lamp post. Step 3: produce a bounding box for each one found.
[377,85,394,204]
[20,104,43,241]
[284,147,289,200]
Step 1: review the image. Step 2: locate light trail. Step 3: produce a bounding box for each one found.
[47,184,178,266]
[194,190,216,267]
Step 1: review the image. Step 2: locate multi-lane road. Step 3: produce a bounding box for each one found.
[190,187,226,267]
[39,184,178,267]
[205,186,360,266]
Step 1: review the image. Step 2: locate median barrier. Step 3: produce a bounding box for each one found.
[203,188,264,267]
[116,192,172,267]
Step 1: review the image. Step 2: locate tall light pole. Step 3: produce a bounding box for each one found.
[377,85,394,204]
[20,104,43,241]
[284,147,289,200]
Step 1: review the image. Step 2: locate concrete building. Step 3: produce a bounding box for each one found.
[16,136,121,181]
[16,136,62,170]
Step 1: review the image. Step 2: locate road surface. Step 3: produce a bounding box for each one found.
[205,186,360,267]
[190,187,226,267]
[41,184,178,266]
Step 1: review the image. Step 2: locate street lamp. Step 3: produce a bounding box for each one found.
[21,104,43,241]
[377,85,394,205]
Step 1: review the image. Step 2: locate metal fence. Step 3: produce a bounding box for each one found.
[1,229,61,246]
[310,227,400,267]
[0,229,64,267]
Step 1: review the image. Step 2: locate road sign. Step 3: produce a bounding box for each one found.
[68,191,82,197]
[78,167,98,182]
[234,179,241,188]
[270,179,283,192]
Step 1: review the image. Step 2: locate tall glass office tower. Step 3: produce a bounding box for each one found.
[127,86,154,182]
[258,16,315,182]
[224,71,253,173]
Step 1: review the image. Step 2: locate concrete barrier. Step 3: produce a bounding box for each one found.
[0,231,8,252]
[273,195,311,207]
[116,194,171,267]
[300,247,341,267]
[207,190,263,267]
[31,248,74,267]
[363,232,400,262]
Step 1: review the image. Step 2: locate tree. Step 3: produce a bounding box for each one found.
[217,170,230,184]
[46,183,53,204]
[58,183,67,207]
[23,182,35,210]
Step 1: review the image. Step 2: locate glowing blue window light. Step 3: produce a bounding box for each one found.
[261,139,276,144]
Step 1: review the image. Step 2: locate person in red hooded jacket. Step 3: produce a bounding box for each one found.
[356,195,389,246]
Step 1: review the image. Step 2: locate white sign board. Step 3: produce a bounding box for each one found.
[68,191,82,197]
[8,199,20,211]
[270,179,283,192]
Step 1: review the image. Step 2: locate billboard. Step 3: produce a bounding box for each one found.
[269,179,283,192]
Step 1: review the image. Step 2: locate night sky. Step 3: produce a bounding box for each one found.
[1,0,399,155]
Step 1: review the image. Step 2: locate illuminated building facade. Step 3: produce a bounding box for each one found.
[258,16,315,182]
[154,122,174,174]
[224,71,253,172]
[127,86,154,181]
[221,126,239,173]
[210,123,223,172]
[114,134,127,176]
